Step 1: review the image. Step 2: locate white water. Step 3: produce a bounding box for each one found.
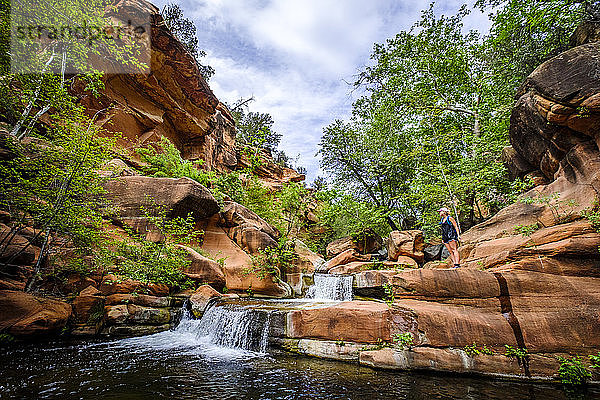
[305,273,353,301]
[115,304,272,358]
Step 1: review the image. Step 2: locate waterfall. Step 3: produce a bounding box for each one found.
[175,302,272,353]
[305,273,353,301]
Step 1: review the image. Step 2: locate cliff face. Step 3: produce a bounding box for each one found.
[81,0,237,172]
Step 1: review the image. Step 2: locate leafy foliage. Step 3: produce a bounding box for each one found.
[319,0,590,239]
[392,332,413,349]
[504,345,528,361]
[96,204,200,289]
[247,237,297,281]
[136,137,213,185]
[557,356,592,386]
[464,342,495,356]
[383,283,395,306]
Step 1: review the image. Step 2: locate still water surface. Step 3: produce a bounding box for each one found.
[2,324,597,400]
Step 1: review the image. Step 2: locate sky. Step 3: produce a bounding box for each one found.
[152,0,492,183]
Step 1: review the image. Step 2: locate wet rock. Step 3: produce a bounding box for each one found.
[102,324,171,337]
[189,285,222,317]
[358,348,561,379]
[104,304,171,325]
[0,290,72,337]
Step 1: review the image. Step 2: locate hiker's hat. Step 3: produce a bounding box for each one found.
[438,207,450,213]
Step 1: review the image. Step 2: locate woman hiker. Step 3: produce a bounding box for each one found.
[438,207,461,268]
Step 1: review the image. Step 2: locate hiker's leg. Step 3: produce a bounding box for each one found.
[444,242,456,264]
[449,240,460,265]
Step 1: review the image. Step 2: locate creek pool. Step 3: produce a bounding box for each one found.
[1,324,594,400]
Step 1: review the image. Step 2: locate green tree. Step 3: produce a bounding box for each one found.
[478,0,593,104]
[0,0,142,291]
[320,2,581,236]
[236,110,282,153]
[161,3,215,81]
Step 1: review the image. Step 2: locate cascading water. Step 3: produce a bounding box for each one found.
[175,302,273,353]
[305,273,353,301]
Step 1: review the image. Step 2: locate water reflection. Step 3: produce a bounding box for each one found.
[1,327,594,400]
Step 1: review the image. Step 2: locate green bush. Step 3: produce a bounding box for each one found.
[383,283,395,306]
[247,237,297,281]
[557,356,591,386]
[504,345,528,361]
[96,204,201,289]
[590,352,600,369]
[392,332,413,349]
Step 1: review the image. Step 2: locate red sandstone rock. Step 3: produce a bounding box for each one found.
[199,215,291,297]
[0,290,72,337]
[73,294,104,323]
[103,176,219,238]
[326,249,371,270]
[220,201,279,254]
[325,237,357,259]
[105,293,170,307]
[176,245,225,289]
[288,301,394,343]
[81,0,238,172]
[387,230,425,263]
[189,285,222,316]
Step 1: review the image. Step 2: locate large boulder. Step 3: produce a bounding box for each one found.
[326,237,358,259]
[288,239,324,274]
[325,230,383,259]
[199,215,291,297]
[103,176,219,237]
[189,284,222,317]
[287,301,397,343]
[0,290,72,337]
[326,248,371,270]
[220,201,279,255]
[387,230,424,263]
[176,245,226,290]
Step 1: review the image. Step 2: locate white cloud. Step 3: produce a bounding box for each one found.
[153,0,491,182]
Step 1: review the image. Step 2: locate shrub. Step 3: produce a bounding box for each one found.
[504,345,528,361]
[590,352,600,369]
[464,343,481,357]
[383,283,395,306]
[557,356,591,386]
[96,204,201,289]
[246,237,297,281]
[393,332,413,349]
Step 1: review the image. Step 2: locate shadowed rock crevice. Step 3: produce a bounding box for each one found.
[493,272,530,377]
